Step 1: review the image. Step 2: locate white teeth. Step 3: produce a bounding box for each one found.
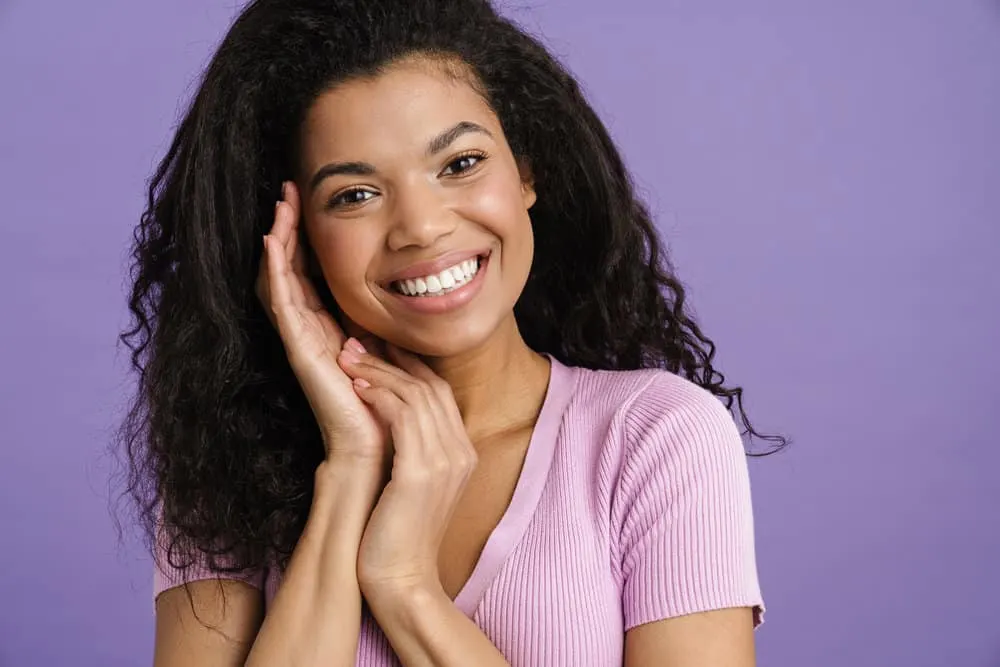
[392,256,482,297]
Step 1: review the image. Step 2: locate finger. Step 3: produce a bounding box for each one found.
[339,351,425,404]
[258,234,321,330]
[352,383,418,453]
[386,345,466,434]
[279,182,327,311]
[361,346,456,430]
[281,181,304,269]
[353,382,447,478]
[263,234,299,336]
[344,344,420,379]
[268,191,304,306]
[385,345,453,398]
[255,244,272,315]
[351,347,471,468]
[352,381,402,420]
[269,201,294,249]
[356,334,385,359]
[269,205,319,315]
[264,194,308,323]
[340,350,449,456]
[255,200,280,307]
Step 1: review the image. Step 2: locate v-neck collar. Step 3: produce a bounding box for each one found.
[452,355,578,617]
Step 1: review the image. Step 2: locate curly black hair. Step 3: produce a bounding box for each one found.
[118,0,786,579]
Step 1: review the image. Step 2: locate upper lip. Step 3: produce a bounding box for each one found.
[381,248,490,285]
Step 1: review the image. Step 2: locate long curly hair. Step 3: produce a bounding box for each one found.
[119,0,786,578]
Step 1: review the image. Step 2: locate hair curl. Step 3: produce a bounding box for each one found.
[118,0,786,578]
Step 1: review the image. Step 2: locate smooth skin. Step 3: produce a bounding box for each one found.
[154,56,756,666]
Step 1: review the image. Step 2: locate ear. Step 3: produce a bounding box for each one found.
[518,158,537,210]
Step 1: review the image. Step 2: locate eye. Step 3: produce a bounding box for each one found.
[329,187,377,209]
[441,152,487,176]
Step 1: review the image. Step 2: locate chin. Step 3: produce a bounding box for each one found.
[381,319,501,359]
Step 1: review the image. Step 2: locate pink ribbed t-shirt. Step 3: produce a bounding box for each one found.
[155,357,764,665]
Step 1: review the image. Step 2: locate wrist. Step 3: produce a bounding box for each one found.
[321,430,388,466]
[312,461,382,541]
[316,456,383,488]
[363,577,446,618]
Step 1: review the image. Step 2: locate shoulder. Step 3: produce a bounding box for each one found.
[586,369,763,631]
[619,369,743,457]
[566,363,742,458]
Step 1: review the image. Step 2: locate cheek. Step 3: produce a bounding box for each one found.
[307,225,378,295]
[457,173,532,240]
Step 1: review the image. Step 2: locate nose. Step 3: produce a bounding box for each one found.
[386,184,457,251]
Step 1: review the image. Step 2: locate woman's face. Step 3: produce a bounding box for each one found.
[297,57,536,357]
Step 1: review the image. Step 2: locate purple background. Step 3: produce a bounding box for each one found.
[1,1,998,665]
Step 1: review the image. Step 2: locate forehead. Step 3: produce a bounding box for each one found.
[299,58,499,165]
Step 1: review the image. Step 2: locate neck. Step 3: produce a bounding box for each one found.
[422,315,550,445]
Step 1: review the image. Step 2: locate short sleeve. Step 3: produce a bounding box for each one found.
[612,373,765,631]
[153,507,266,603]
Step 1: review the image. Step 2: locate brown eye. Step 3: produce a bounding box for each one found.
[330,188,377,208]
[441,153,486,176]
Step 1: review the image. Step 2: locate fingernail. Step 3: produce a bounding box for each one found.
[346,337,367,355]
[353,378,370,389]
[281,182,289,200]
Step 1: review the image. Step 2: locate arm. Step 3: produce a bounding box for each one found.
[155,182,391,666]
[154,579,263,667]
[336,345,513,667]
[154,460,381,667]
[364,584,510,667]
[616,374,765,666]
[625,608,756,667]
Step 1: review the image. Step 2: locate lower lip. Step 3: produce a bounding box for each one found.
[386,254,491,315]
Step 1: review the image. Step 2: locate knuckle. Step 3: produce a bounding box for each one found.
[433,380,454,401]
[458,454,478,477]
[429,455,451,475]
[384,398,409,422]
[399,383,423,405]
[430,375,451,393]
[464,449,479,470]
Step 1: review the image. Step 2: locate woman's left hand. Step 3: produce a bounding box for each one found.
[336,341,478,600]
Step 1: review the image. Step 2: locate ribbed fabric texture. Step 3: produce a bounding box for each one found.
[154,358,764,665]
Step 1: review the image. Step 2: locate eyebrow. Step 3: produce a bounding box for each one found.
[426,120,493,156]
[308,120,494,192]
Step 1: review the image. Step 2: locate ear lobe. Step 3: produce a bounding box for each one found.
[522,182,537,210]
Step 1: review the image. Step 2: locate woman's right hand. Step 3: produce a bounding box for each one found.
[257,181,387,466]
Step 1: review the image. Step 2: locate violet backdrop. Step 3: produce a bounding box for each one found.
[0,1,998,665]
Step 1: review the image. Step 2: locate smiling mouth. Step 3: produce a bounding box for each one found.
[388,254,488,297]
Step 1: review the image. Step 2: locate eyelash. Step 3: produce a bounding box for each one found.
[441,150,488,176]
[327,150,489,210]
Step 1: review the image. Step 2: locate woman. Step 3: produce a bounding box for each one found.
[121,0,784,664]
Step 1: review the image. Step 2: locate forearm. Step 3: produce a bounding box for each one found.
[245,461,380,667]
[367,585,511,667]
